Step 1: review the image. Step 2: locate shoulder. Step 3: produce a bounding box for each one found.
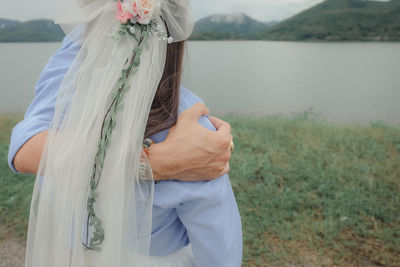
[150,86,216,143]
[60,24,85,49]
[178,86,204,110]
[36,35,80,84]
[178,86,216,132]
[44,29,82,69]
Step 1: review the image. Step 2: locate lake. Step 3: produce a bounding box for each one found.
[1,41,400,125]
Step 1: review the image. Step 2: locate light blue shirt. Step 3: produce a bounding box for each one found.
[8,36,242,266]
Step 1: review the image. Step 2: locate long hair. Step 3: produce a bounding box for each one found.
[145,40,185,138]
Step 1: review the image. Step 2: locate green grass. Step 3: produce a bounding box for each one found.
[1,113,399,265]
[227,112,400,266]
[0,114,35,238]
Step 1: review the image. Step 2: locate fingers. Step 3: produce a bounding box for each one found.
[215,146,232,178]
[182,102,209,121]
[209,116,224,130]
[217,120,231,137]
[209,116,231,136]
[218,162,230,177]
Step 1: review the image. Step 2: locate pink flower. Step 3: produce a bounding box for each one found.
[116,1,135,24]
[133,0,154,25]
[116,0,156,25]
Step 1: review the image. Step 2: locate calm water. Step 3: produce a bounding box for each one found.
[1,41,400,125]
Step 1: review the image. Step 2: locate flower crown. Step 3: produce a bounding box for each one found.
[113,0,173,43]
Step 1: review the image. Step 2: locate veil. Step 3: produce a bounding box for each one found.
[24,0,194,266]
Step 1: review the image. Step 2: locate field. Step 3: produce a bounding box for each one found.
[1,113,399,266]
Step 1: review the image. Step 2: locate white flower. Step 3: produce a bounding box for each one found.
[129,26,135,34]
[121,1,132,13]
[167,36,174,44]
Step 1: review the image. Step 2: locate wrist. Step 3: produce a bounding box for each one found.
[147,142,175,181]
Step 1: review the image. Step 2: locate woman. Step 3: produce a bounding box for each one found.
[8,0,242,266]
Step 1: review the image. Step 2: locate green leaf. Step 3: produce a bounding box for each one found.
[133,57,141,68]
[104,119,110,133]
[111,120,117,130]
[104,140,110,150]
[99,150,105,162]
[132,46,143,55]
[111,89,119,99]
[130,68,139,77]
[117,75,127,88]
[90,179,96,188]
[111,111,116,124]
[115,103,124,112]
[141,31,148,38]
[99,157,104,169]
[124,85,131,93]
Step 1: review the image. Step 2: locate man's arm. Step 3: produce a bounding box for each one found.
[12,103,233,180]
[9,38,233,180]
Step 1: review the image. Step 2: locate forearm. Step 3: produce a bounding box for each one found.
[11,103,232,180]
[13,130,48,174]
[13,131,172,178]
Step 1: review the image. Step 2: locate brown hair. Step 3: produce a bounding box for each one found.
[144,41,185,139]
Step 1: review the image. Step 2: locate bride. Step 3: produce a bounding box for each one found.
[8,0,242,266]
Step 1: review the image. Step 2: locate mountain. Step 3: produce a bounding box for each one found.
[0,14,273,42]
[0,18,20,28]
[0,19,64,42]
[191,13,276,40]
[262,0,400,41]
[2,1,400,43]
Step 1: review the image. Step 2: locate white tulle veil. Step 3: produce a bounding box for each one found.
[25,0,194,266]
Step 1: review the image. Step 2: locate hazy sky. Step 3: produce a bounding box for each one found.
[0,0,324,22]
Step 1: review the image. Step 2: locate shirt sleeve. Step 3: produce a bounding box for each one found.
[7,36,81,173]
[175,116,243,267]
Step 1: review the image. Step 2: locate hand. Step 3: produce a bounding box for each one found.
[148,102,233,181]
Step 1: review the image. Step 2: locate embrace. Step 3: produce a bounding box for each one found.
[7,0,243,266]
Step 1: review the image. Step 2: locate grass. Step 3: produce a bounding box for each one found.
[0,114,35,239]
[1,112,400,266]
